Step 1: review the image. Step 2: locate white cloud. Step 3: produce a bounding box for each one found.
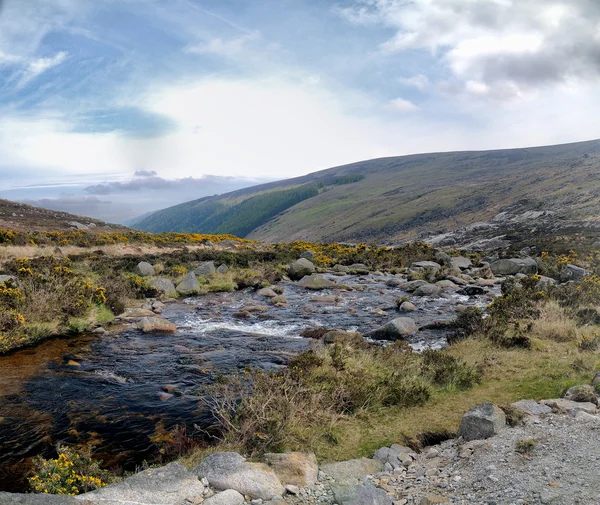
[19,51,68,86]
[398,74,429,90]
[385,97,418,112]
[185,31,260,58]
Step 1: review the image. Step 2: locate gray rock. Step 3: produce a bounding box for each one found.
[137,317,177,334]
[511,399,552,416]
[413,283,442,297]
[450,256,472,270]
[289,258,316,281]
[369,317,418,340]
[559,264,589,283]
[68,221,89,230]
[347,263,370,275]
[434,251,452,266]
[194,452,285,500]
[149,278,177,297]
[435,280,458,290]
[219,240,241,247]
[263,452,319,486]
[399,301,416,311]
[217,264,229,274]
[176,272,200,295]
[135,261,155,277]
[79,462,204,504]
[346,483,393,505]
[490,258,537,276]
[300,250,315,260]
[458,402,506,441]
[542,399,597,414]
[401,280,429,292]
[297,274,337,290]
[258,288,278,298]
[0,494,79,504]
[195,261,216,276]
[536,275,557,290]
[411,261,441,271]
[564,384,598,404]
[321,459,383,505]
[203,490,245,505]
[446,275,468,286]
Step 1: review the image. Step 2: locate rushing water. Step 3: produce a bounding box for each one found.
[0,273,496,491]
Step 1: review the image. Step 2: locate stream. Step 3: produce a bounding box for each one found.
[0,273,497,491]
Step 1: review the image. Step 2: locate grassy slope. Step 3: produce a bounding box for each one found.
[135,139,600,243]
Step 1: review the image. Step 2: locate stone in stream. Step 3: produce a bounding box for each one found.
[258,288,278,298]
[79,462,204,504]
[176,272,200,295]
[263,452,319,486]
[399,301,416,312]
[134,261,155,277]
[400,280,428,292]
[270,295,287,305]
[435,280,458,290]
[137,317,177,334]
[288,258,316,281]
[457,402,506,441]
[193,452,285,500]
[298,274,337,290]
[117,307,156,319]
[194,261,216,276]
[489,257,537,276]
[148,278,177,297]
[369,317,417,341]
[413,283,442,297]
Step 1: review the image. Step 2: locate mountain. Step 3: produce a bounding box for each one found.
[134,139,600,245]
[0,199,124,232]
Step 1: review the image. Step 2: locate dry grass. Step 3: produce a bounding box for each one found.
[529,300,579,342]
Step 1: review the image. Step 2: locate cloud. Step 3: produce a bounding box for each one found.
[385,97,418,112]
[22,51,67,83]
[85,175,250,195]
[339,0,600,99]
[134,170,158,177]
[185,31,260,58]
[398,74,429,90]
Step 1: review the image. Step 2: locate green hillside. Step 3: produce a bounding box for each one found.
[134,139,600,243]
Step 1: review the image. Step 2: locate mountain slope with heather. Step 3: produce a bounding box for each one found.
[134,139,600,244]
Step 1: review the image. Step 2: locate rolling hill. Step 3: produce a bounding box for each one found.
[134,139,600,245]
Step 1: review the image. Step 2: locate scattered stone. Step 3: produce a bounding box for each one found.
[457,286,486,296]
[137,317,177,334]
[435,280,457,290]
[458,402,506,441]
[369,317,418,340]
[271,295,287,305]
[243,305,268,313]
[289,259,317,281]
[401,280,429,292]
[542,398,597,415]
[195,261,217,276]
[413,283,442,297]
[564,384,598,404]
[259,288,278,298]
[298,274,338,290]
[203,489,245,505]
[450,257,472,270]
[264,452,319,487]
[135,261,155,277]
[399,301,416,312]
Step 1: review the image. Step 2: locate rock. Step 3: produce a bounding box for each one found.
[511,399,552,416]
[258,288,278,298]
[176,272,200,295]
[399,301,416,311]
[321,458,384,505]
[574,410,600,424]
[195,261,216,276]
[194,452,285,500]
[79,462,204,504]
[346,483,393,505]
[217,264,229,274]
[401,280,429,292]
[411,261,441,272]
[271,296,287,305]
[369,317,417,340]
[219,240,241,247]
[298,274,338,290]
[300,250,315,260]
[490,257,537,276]
[450,256,472,270]
[203,490,245,505]
[289,258,316,280]
[446,275,468,286]
[117,307,157,319]
[435,280,458,290]
[564,384,598,404]
[536,275,557,290]
[542,398,597,414]
[149,278,177,297]
[263,452,319,486]
[323,330,363,345]
[434,251,452,266]
[135,261,155,277]
[457,286,487,296]
[243,305,268,313]
[0,275,16,284]
[285,485,300,495]
[458,402,506,441]
[92,327,107,334]
[559,264,589,283]
[334,264,351,273]
[592,371,600,387]
[68,221,89,230]
[137,317,177,334]
[152,301,165,313]
[347,263,370,275]
[420,495,449,505]
[413,283,442,297]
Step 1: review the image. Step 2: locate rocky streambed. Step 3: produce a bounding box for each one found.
[0,266,500,492]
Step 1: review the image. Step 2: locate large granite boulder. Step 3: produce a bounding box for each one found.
[135,261,155,277]
[176,272,200,295]
[194,261,216,276]
[202,490,245,505]
[413,283,442,297]
[193,452,285,500]
[450,256,472,270]
[490,258,537,276]
[289,259,316,281]
[559,264,589,283]
[369,317,417,341]
[320,458,384,505]
[263,452,319,486]
[149,278,177,297]
[457,402,506,441]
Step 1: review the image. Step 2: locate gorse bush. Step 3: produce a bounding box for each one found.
[28,446,111,495]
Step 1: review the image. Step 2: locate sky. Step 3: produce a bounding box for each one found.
[1,0,600,223]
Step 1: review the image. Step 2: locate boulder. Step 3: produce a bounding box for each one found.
[138,317,177,334]
[321,458,383,505]
[434,251,452,267]
[373,446,416,469]
[457,286,487,296]
[399,301,416,312]
[194,261,216,276]
[450,256,472,270]
[202,490,245,505]
[435,280,458,290]
[298,274,337,290]
[369,317,417,341]
[564,384,598,404]
[345,483,393,505]
[117,307,156,320]
[0,494,79,504]
[68,221,89,230]
[271,296,287,305]
[347,263,370,275]
[446,275,468,286]
[149,278,177,297]
[490,258,537,276]
[510,399,552,416]
[413,284,442,297]
[135,261,155,277]
[289,258,316,280]
[536,275,557,290]
[334,264,351,273]
[401,280,429,292]
[300,250,315,260]
[263,452,319,486]
[457,402,506,441]
[541,398,597,415]
[79,462,204,504]
[217,264,229,274]
[243,305,268,313]
[176,272,200,295]
[193,452,285,500]
[219,240,241,247]
[559,264,589,283]
[411,261,441,272]
[258,288,278,298]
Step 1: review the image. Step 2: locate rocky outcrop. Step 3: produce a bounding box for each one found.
[203,489,245,505]
[289,259,316,281]
[193,452,285,500]
[489,258,537,276]
[457,402,506,441]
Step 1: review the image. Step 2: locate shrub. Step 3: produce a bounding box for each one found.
[420,349,481,389]
[515,438,538,455]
